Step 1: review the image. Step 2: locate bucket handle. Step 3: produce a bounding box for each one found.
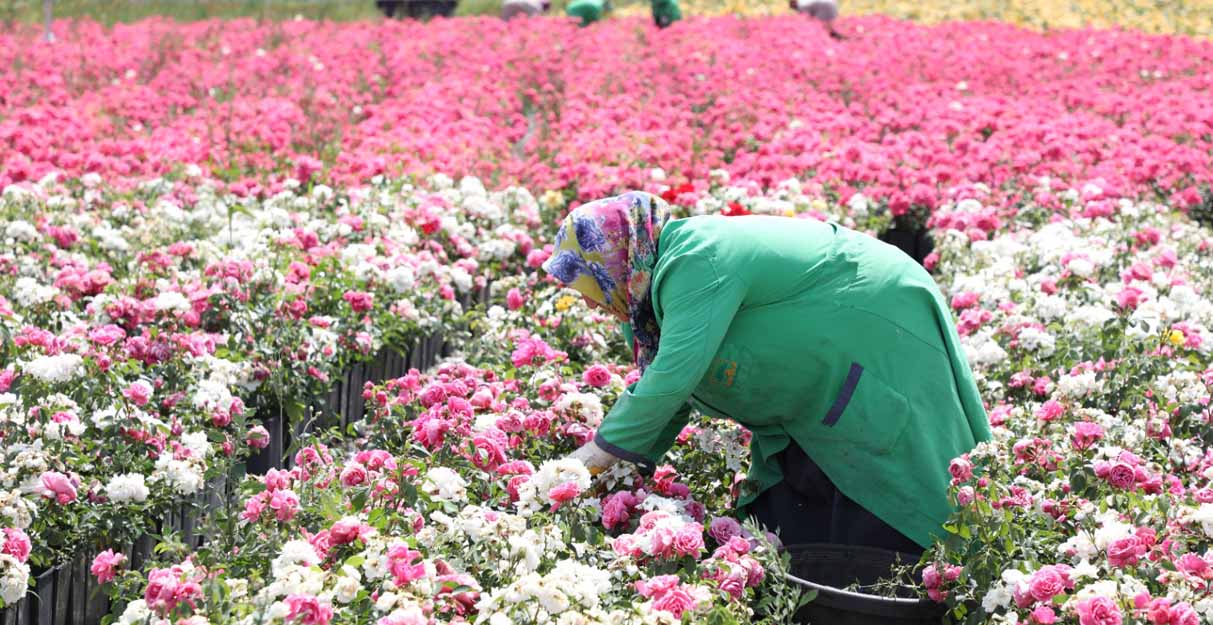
[783,572,936,607]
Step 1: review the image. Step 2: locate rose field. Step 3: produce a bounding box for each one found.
[1,8,1213,625]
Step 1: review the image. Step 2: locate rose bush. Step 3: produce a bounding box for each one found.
[917,188,1213,623]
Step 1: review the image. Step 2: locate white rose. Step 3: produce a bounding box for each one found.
[23,354,85,384]
[0,554,29,604]
[105,473,150,504]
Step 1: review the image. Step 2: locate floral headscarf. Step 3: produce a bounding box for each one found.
[542,191,672,372]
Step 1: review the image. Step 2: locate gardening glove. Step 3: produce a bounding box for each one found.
[567,439,621,476]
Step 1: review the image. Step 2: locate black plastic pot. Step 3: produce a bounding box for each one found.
[785,544,947,625]
[879,226,935,267]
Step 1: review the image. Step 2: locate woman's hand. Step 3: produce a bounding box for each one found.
[568,439,621,476]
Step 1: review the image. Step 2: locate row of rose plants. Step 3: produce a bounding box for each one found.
[0,172,555,607]
[2,17,1212,218]
[917,187,1213,624]
[91,316,804,625]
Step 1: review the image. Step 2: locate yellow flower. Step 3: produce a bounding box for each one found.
[541,189,566,211]
[556,295,578,312]
[1168,329,1185,346]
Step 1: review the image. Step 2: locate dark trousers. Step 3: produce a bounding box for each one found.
[747,442,924,556]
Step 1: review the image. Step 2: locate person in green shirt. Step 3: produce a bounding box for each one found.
[565,0,609,25]
[542,191,991,553]
[565,0,678,27]
[650,0,681,28]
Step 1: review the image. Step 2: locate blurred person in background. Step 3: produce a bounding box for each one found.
[565,0,610,25]
[791,0,843,38]
[503,0,550,19]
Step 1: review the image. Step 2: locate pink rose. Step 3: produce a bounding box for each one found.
[264,469,292,492]
[342,291,374,313]
[582,364,612,388]
[1117,287,1143,310]
[948,457,973,482]
[87,325,126,346]
[718,570,746,599]
[635,574,680,598]
[495,460,534,476]
[471,432,507,471]
[329,519,366,546]
[1035,400,1064,422]
[1106,462,1137,490]
[506,288,526,311]
[672,524,705,557]
[143,568,177,611]
[1106,536,1143,568]
[386,544,426,586]
[90,549,125,583]
[2,528,31,562]
[652,586,697,617]
[285,594,334,625]
[241,493,268,522]
[921,565,942,589]
[40,471,78,504]
[709,516,743,544]
[1075,596,1122,625]
[601,492,639,530]
[144,566,200,614]
[741,556,765,586]
[1028,565,1071,602]
[269,489,300,522]
[122,380,152,406]
[1032,605,1057,624]
[1169,602,1200,625]
[957,486,976,505]
[649,527,676,557]
[526,248,551,269]
[340,464,368,487]
[612,534,640,557]
[1071,421,1105,450]
[1146,598,1172,625]
[310,530,333,559]
[246,425,271,449]
[950,292,980,310]
[548,481,582,509]
[1175,553,1212,579]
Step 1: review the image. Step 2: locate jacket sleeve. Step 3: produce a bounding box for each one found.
[594,252,745,470]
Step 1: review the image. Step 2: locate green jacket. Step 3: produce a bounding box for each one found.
[594,216,991,548]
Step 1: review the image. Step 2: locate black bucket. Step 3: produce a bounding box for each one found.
[786,544,947,625]
[879,226,934,267]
